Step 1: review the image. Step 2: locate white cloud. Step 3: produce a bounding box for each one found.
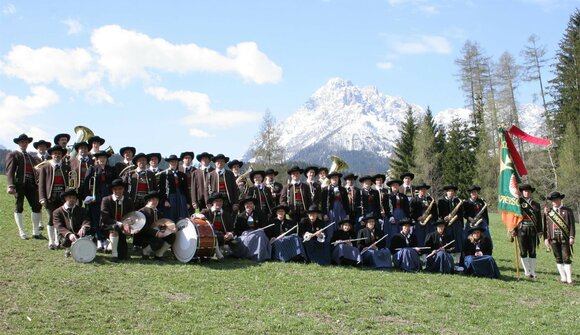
[0,45,107,97]
[146,86,261,127]
[391,35,451,55]
[376,62,394,70]
[2,4,15,15]
[189,128,213,138]
[62,19,83,35]
[92,25,283,85]
[0,86,59,142]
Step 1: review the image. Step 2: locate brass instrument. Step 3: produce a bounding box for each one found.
[69,126,95,161]
[471,203,488,227]
[236,167,253,184]
[103,146,115,156]
[34,159,53,170]
[322,155,350,188]
[68,170,78,190]
[447,199,464,226]
[84,175,97,204]
[303,221,335,243]
[419,198,436,226]
[155,168,171,177]
[118,164,135,179]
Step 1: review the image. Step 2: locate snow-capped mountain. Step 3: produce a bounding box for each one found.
[244,78,546,174]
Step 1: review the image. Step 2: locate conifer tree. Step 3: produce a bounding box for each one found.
[413,107,443,195]
[389,106,416,178]
[441,119,474,198]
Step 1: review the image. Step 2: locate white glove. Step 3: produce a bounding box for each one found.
[83,196,94,204]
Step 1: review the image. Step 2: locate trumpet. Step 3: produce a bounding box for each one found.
[68,170,78,189]
[84,175,97,204]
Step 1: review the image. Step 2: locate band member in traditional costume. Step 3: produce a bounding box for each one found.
[39,145,70,249]
[399,172,415,200]
[463,226,500,278]
[281,166,311,223]
[246,170,274,216]
[125,153,158,210]
[424,219,455,274]
[191,152,214,211]
[357,213,391,269]
[299,205,331,265]
[318,167,329,190]
[53,189,93,258]
[100,179,134,262]
[87,135,106,158]
[134,191,175,260]
[343,173,359,226]
[114,146,136,179]
[179,151,196,211]
[543,191,575,285]
[390,218,421,272]
[463,185,491,245]
[410,182,438,248]
[33,139,51,163]
[374,174,390,225]
[233,196,271,262]
[200,192,235,257]
[207,154,239,213]
[69,141,92,202]
[53,133,71,165]
[438,185,464,264]
[356,175,380,233]
[330,219,361,266]
[386,178,409,245]
[146,153,162,174]
[159,155,191,222]
[268,204,306,262]
[321,172,349,241]
[6,134,43,240]
[304,166,321,207]
[228,159,247,200]
[83,150,114,252]
[265,169,283,206]
[513,184,542,279]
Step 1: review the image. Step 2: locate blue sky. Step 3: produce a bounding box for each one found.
[0,0,577,159]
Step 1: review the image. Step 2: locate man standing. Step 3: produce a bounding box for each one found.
[191,152,214,211]
[38,145,70,249]
[514,184,542,279]
[207,154,238,213]
[6,134,43,240]
[544,191,575,285]
[280,166,311,223]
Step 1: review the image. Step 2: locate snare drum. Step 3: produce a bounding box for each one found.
[173,218,217,263]
[70,236,97,263]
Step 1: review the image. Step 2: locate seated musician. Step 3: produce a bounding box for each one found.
[390,218,422,272]
[200,192,235,256]
[53,188,93,258]
[100,179,135,262]
[233,196,271,262]
[135,191,175,260]
[462,226,500,278]
[299,205,331,266]
[330,219,360,266]
[268,204,305,262]
[424,219,455,274]
[357,213,391,269]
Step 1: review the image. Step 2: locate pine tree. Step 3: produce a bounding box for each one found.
[388,106,416,178]
[473,117,498,209]
[412,107,443,195]
[455,40,489,114]
[548,9,580,145]
[251,109,285,165]
[521,34,549,112]
[556,123,580,210]
[441,119,475,198]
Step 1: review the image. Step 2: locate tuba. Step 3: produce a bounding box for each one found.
[236,167,253,184]
[69,126,95,161]
[329,155,349,174]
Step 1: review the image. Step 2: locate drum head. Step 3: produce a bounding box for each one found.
[173,219,198,263]
[71,237,97,263]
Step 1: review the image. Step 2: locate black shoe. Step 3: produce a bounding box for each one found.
[142,254,151,260]
[48,244,57,250]
[96,247,105,253]
[154,256,165,261]
[33,234,46,240]
[111,257,120,263]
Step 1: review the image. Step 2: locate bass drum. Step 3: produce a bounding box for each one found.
[71,236,97,263]
[173,218,217,263]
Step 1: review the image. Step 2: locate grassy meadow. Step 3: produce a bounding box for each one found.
[0,175,578,334]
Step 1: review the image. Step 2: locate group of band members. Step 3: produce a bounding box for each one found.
[5,133,575,282]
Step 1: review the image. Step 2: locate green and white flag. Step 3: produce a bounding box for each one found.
[497,128,522,231]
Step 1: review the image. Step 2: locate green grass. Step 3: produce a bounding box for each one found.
[0,174,578,334]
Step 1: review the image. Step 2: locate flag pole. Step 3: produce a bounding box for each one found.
[513,238,520,279]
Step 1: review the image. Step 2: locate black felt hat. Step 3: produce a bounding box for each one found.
[146,152,162,162]
[518,184,536,193]
[343,173,358,181]
[119,146,136,156]
[132,153,148,165]
[386,179,402,187]
[164,154,181,162]
[180,151,195,160]
[547,191,565,200]
[87,136,105,146]
[400,172,415,180]
[265,169,279,176]
[47,145,66,155]
[196,152,213,162]
[53,133,70,145]
[73,141,89,151]
[287,166,304,175]
[227,159,243,169]
[211,154,229,163]
[33,140,51,149]
[13,133,33,144]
